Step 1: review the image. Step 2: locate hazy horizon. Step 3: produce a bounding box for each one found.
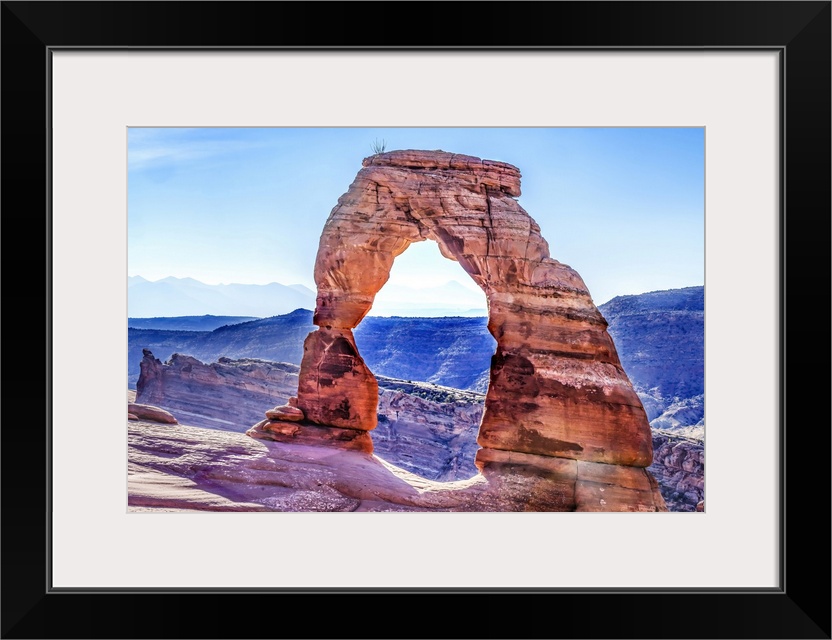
[127,273,704,318]
[129,127,704,310]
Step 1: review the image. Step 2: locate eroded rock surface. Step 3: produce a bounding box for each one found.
[248,418,374,453]
[133,151,671,511]
[132,353,694,507]
[135,352,482,481]
[130,353,668,510]
[265,403,304,422]
[296,328,378,430]
[647,433,704,512]
[127,310,313,388]
[297,149,653,470]
[129,420,666,512]
[599,286,704,441]
[136,351,301,432]
[129,313,495,392]
[374,381,483,481]
[127,403,177,424]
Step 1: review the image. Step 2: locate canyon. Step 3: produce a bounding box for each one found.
[136,350,483,482]
[134,348,703,510]
[128,149,698,512]
[599,286,704,441]
[127,312,494,391]
[127,293,704,440]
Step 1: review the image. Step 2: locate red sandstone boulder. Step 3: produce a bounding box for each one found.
[265,404,305,422]
[128,403,178,424]
[247,419,373,453]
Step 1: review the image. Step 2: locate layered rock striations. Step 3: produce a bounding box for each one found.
[128,313,494,392]
[136,350,301,432]
[127,309,313,387]
[599,286,704,441]
[136,351,483,481]
[129,151,669,511]
[648,434,704,512]
[134,352,693,504]
[295,328,378,431]
[292,150,654,480]
[128,402,177,424]
[373,381,483,481]
[130,420,663,513]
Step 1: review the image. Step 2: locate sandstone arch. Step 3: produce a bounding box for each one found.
[256,150,653,475]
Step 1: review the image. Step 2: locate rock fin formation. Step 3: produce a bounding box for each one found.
[252,149,663,511]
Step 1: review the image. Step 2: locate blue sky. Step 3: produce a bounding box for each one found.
[128,127,704,307]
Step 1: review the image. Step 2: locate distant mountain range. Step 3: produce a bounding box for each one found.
[128,276,316,318]
[126,315,258,332]
[127,311,495,392]
[127,309,314,387]
[369,279,487,317]
[128,276,487,318]
[127,285,704,440]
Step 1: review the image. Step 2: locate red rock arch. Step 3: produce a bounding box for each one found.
[276,150,652,471]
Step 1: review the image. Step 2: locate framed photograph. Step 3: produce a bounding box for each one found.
[124,124,703,517]
[3,2,829,638]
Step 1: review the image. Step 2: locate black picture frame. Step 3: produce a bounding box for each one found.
[2,2,829,638]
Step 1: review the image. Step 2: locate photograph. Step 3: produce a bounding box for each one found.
[127,127,705,513]
[3,0,828,635]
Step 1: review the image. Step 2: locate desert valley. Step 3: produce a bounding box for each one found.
[127,150,704,513]
[128,286,703,513]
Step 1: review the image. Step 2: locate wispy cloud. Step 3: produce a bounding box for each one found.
[128,128,272,171]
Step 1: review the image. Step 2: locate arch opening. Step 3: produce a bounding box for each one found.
[353,238,497,482]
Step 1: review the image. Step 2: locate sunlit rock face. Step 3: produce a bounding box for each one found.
[136,350,300,432]
[295,150,653,472]
[296,328,378,431]
[134,351,486,482]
